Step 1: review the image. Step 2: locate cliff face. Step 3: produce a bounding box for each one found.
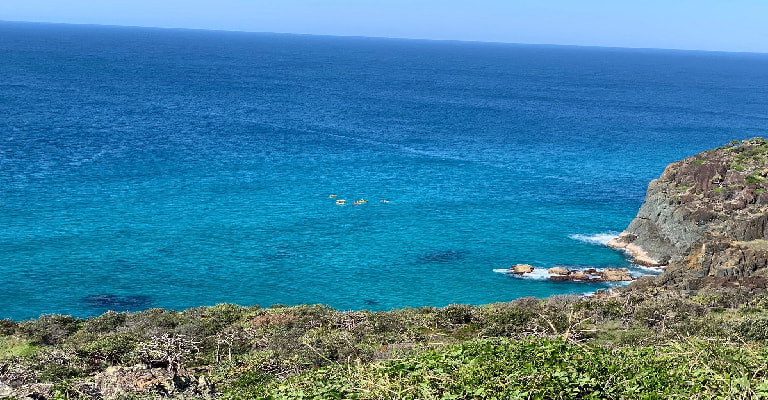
[609,138,768,289]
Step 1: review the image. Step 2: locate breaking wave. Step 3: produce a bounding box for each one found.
[568,232,620,246]
[493,268,550,281]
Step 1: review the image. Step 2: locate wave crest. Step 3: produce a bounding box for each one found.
[493,268,550,281]
[569,232,619,246]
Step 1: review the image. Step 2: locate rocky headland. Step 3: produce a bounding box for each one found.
[608,138,768,291]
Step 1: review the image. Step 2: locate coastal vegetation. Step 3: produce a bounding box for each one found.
[3,286,768,399]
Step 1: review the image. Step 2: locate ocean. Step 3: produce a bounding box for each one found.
[1,21,767,320]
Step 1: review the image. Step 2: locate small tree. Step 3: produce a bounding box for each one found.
[133,333,199,374]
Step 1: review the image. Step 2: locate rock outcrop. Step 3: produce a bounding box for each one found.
[94,365,214,399]
[509,265,634,282]
[546,267,633,282]
[609,138,768,290]
[511,264,535,274]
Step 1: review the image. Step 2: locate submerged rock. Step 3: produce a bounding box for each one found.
[83,294,152,310]
[418,250,468,263]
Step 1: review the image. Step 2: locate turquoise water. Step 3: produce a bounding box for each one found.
[2,22,768,320]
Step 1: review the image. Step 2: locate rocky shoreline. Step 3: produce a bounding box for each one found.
[606,234,665,267]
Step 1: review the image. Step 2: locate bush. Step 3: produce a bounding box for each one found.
[79,310,127,334]
[17,315,81,345]
[76,332,138,366]
[632,296,708,329]
[434,303,476,328]
[0,336,38,359]
[180,303,247,338]
[33,349,86,381]
[121,308,184,339]
[475,302,538,337]
[692,288,754,310]
[734,317,768,342]
[65,311,128,349]
[0,319,16,336]
[299,327,374,366]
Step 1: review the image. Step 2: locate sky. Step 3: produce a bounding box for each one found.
[1,0,767,53]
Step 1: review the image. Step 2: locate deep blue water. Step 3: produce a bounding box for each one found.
[1,22,768,320]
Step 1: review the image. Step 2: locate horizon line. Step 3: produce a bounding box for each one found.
[2,19,767,56]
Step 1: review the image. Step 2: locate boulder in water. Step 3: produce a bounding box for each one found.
[511,264,534,274]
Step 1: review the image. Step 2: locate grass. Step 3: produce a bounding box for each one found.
[746,174,765,184]
[0,336,38,359]
[730,162,747,172]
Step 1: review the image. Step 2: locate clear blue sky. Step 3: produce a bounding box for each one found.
[1,0,766,53]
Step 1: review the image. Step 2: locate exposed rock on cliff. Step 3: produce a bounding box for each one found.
[609,138,768,290]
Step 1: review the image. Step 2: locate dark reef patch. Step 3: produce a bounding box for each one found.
[417,250,469,263]
[82,294,152,311]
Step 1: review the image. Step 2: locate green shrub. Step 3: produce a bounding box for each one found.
[299,327,374,366]
[632,296,707,329]
[730,162,747,172]
[475,301,539,337]
[692,288,754,309]
[734,317,768,342]
[80,310,127,334]
[121,308,184,339]
[0,319,16,336]
[435,303,476,328]
[364,310,427,343]
[33,349,86,381]
[180,303,247,337]
[65,311,129,349]
[746,174,764,184]
[18,315,81,346]
[0,336,38,359]
[76,332,138,366]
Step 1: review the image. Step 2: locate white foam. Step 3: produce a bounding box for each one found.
[493,268,550,281]
[630,264,665,274]
[569,232,619,246]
